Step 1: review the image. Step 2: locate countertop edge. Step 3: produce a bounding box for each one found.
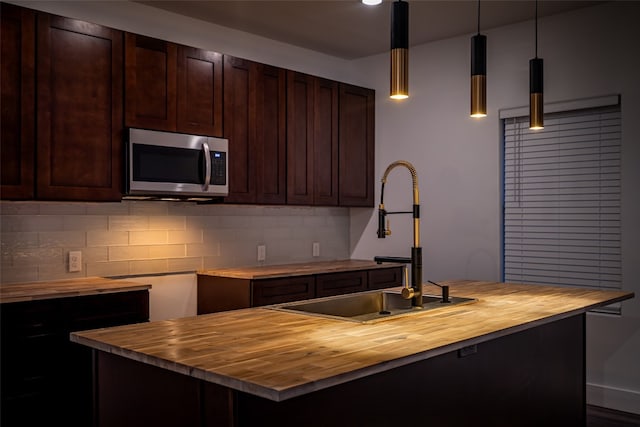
[70,296,631,402]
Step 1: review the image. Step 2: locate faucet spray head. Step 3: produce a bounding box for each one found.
[377,205,387,238]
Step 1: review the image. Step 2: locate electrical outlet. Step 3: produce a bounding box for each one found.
[312,242,320,257]
[69,251,82,272]
[257,244,266,262]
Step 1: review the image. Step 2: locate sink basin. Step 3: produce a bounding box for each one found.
[268,290,476,323]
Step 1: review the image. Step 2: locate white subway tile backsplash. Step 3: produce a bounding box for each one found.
[85,202,129,215]
[1,201,351,283]
[129,259,168,275]
[168,229,203,244]
[87,230,129,247]
[109,215,149,231]
[149,215,186,230]
[39,203,87,215]
[167,256,202,272]
[129,230,168,245]
[62,215,108,231]
[39,231,86,248]
[86,261,130,277]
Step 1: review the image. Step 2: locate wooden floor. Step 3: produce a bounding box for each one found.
[587,405,640,427]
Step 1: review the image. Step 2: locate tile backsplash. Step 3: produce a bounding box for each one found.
[0,201,350,284]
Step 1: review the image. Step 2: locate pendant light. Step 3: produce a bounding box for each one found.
[470,0,487,117]
[390,0,409,99]
[529,0,544,129]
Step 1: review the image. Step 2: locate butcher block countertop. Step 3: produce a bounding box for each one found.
[0,277,151,304]
[197,259,404,280]
[71,280,633,402]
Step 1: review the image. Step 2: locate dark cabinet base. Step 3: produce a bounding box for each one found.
[0,291,149,427]
[94,314,585,427]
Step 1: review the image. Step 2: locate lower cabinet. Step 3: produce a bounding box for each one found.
[0,290,149,427]
[197,266,403,314]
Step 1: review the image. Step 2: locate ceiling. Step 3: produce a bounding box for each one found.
[137,0,603,59]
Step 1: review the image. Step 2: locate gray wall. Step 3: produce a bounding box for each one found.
[350,2,640,414]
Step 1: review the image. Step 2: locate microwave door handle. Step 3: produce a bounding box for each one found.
[202,141,211,191]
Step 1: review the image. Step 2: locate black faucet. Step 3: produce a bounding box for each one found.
[375,160,423,308]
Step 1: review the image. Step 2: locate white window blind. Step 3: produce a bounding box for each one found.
[503,104,622,300]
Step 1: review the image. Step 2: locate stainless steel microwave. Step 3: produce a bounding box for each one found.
[125,128,228,200]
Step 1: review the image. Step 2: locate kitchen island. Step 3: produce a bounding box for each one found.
[71,280,633,426]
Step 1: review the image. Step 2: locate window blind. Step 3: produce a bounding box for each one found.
[503,105,622,301]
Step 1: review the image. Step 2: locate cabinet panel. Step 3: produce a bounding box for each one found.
[0,3,35,200]
[315,271,367,298]
[368,267,404,290]
[252,276,315,306]
[177,46,223,136]
[313,78,339,206]
[223,56,255,203]
[36,13,123,201]
[125,33,177,131]
[255,64,287,204]
[338,84,375,207]
[286,71,314,205]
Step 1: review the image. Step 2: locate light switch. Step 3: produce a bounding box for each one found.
[312,242,320,257]
[257,245,266,262]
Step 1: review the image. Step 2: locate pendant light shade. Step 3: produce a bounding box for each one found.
[390,0,408,99]
[529,57,544,129]
[470,0,486,117]
[529,0,544,129]
[470,34,486,117]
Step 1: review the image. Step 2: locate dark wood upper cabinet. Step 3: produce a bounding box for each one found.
[338,83,375,207]
[1,3,35,200]
[36,12,123,201]
[223,56,255,203]
[255,63,287,205]
[286,71,314,205]
[313,77,339,206]
[124,33,177,132]
[125,34,223,137]
[177,46,223,136]
[224,56,286,204]
[286,71,339,206]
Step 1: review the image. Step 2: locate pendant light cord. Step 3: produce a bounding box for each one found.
[477,0,481,35]
[535,0,538,58]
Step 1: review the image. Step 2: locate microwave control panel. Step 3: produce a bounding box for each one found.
[211,151,227,185]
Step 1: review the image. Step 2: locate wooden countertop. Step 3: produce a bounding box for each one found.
[0,277,152,304]
[197,259,405,280]
[71,280,633,402]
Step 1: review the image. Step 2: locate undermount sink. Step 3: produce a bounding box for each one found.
[268,290,476,323]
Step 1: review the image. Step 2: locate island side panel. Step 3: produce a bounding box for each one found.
[90,314,585,426]
[94,351,235,427]
[197,275,251,314]
[236,314,586,426]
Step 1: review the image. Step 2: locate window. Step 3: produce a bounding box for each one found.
[501,96,622,312]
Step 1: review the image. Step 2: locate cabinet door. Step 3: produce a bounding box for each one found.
[36,13,123,201]
[125,33,177,131]
[177,46,223,136]
[252,276,315,306]
[315,271,367,298]
[255,63,287,205]
[368,267,404,290]
[338,84,375,207]
[0,3,35,200]
[223,55,256,203]
[286,71,314,205]
[313,78,339,206]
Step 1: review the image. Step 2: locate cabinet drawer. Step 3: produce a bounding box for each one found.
[368,267,404,290]
[315,271,367,298]
[252,277,315,306]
